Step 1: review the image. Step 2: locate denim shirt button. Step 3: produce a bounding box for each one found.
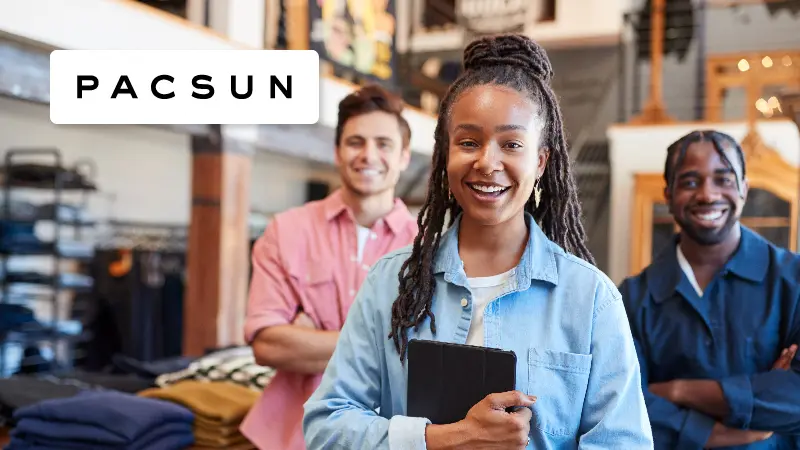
[460,298,468,308]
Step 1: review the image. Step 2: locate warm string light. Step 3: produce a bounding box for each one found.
[738,59,750,72]
[756,96,782,118]
[738,55,795,71]
[736,54,794,118]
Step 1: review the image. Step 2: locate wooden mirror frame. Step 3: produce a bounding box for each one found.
[705,50,800,123]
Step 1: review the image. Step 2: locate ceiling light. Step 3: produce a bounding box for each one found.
[755,98,769,113]
[738,59,750,71]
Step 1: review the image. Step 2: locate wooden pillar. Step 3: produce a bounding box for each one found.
[286,0,310,50]
[704,57,721,122]
[184,126,253,356]
[630,0,675,124]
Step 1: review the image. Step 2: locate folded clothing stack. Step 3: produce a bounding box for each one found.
[4,390,194,450]
[0,376,87,428]
[0,371,155,427]
[154,346,275,392]
[139,380,259,449]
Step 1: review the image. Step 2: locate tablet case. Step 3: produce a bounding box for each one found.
[407,339,517,425]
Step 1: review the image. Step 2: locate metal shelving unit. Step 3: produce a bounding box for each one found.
[0,148,98,376]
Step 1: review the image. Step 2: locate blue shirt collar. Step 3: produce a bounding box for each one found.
[647,225,770,303]
[432,212,559,289]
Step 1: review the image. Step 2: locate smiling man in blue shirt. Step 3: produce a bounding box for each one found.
[620,130,800,449]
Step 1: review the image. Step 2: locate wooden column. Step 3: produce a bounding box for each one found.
[184,126,253,356]
[286,0,310,50]
[630,0,675,124]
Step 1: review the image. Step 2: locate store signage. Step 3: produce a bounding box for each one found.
[49,49,320,125]
[456,0,530,34]
[309,0,397,83]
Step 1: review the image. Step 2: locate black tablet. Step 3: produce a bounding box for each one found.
[406,339,517,425]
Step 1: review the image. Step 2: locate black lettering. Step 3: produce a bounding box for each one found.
[151,75,175,99]
[110,75,137,99]
[77,76,98,99]
[270,75,292,99]
[192,75,214,99]
[230,75,253,99]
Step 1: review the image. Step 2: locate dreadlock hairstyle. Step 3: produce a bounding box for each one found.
[664,130,747,198]
[388,34,594,362]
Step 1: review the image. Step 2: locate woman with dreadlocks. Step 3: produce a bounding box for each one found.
[303,34,652,449]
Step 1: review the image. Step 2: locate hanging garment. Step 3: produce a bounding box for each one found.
[77,248,186,370]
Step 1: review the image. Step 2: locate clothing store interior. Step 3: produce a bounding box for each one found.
[0,0,799,449]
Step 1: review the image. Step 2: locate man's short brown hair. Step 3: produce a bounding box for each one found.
[335,84,412,148]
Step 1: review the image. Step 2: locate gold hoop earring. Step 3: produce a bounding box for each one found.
[533,178,542,208]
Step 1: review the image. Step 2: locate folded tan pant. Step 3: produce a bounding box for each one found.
[139,380,259,426]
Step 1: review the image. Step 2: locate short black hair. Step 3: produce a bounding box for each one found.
[664,130,746,195]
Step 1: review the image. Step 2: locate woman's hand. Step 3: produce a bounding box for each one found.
[426,391,536,450]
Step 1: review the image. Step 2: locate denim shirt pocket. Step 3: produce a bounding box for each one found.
[527,348,593,437]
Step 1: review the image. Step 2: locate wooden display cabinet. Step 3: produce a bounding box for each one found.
[705,50,800,122]
[629,145,799,276]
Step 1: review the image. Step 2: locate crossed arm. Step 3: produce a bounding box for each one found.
[620,283,800,448]
[647,345,798,448]
[649,345,797,420]
[245,226,339,375]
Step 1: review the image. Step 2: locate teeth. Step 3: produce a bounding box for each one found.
[696,211,723,221]
[471,184,506,193]
[359,169,379,176]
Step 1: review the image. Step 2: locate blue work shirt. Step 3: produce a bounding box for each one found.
[620,226,800,450]
[303,213,653,449]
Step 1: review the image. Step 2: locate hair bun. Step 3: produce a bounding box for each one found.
[463,34,554,84]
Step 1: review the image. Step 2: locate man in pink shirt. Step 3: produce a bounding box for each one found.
[240,85,419,450]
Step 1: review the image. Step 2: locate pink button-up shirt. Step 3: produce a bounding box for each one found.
[240,189,418,450]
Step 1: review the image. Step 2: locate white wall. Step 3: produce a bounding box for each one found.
[0,96,318,225]
[409,0,631,52]
[607,119,800,284]
[526,0,629,46]
[208,0,266,48]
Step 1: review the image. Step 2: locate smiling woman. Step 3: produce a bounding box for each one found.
[302,33,654,450]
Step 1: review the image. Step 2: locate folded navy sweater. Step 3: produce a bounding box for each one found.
[11,419,193,450]
[6,390,194,449]
[5,426,194,450]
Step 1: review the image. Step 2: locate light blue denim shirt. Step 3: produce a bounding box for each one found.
[303,213,653,449]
